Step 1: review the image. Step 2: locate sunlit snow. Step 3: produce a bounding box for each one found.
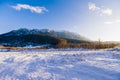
[0,48,120,80]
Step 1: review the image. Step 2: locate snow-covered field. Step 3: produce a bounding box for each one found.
[0,48,120,80]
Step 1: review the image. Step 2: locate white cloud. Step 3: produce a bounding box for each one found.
[88,2,100,11]
[88,2,112,16]
[11,4,48,14]
[101,8,112,16]
[104,19,120,24]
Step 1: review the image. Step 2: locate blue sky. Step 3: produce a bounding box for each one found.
[0,0,120,41]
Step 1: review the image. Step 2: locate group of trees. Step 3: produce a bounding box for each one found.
[0,34,67,47]
[55,41,119,49]
[0,34,119,49]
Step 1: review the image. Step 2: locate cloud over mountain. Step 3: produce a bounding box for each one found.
[88,2,112,16]
[11,4,48,14]
[104,19,120,24]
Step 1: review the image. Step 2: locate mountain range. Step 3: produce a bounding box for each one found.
[0,28,91,47]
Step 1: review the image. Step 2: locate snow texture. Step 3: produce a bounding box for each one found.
[0,48,120,80]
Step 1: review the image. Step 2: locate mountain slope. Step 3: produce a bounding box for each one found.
[0,28,91,47]
[0,34,66,47]
[55,31,90,42]
[1,28,90,41]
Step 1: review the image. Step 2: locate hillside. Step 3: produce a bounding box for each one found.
[0,28,91,47]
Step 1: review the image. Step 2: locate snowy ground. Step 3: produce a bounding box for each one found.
[0,48,120,80]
